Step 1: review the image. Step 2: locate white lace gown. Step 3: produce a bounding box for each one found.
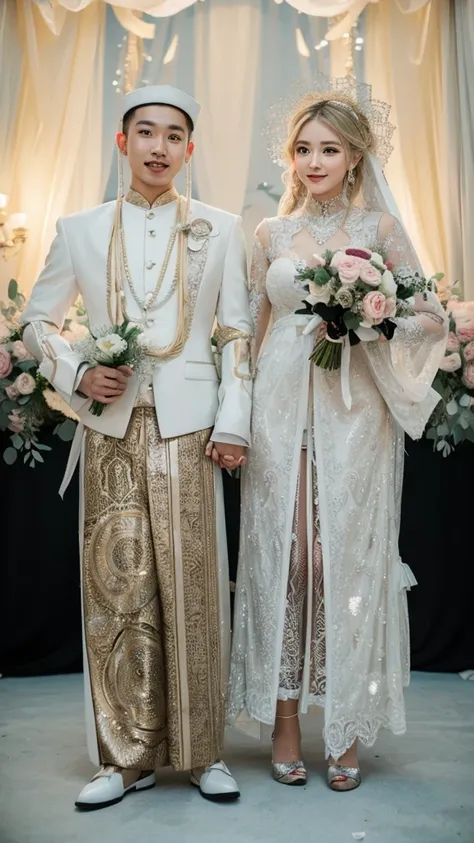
[227,206,448,760]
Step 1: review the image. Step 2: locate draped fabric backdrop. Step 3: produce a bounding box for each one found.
[193,0,261,215]
[6,2,107,297]
[0,0,471,302]
[365,1,449,286]
[441,1,474,301]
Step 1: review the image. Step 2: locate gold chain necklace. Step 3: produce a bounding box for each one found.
[119,198,180,324]
[106,195,191,361]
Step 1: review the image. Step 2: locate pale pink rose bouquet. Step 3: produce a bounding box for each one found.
[295,247,435,370]
[0,279,80,467]
[426,298,474,455]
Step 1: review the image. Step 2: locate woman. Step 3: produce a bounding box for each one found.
[227,83,447,791]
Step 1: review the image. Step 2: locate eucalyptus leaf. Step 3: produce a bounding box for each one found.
[25,441,31,450]
[11,433,23,450]
[57,419,77,442]
[32,450,44,463]
[446,399,458,416]
[8,279,18,301]
[34,442,52,452]
[436,440,446,452]
[17,395,31,406]
[343,312,360,331]
[436,423,449,437]
[3,446,18,465]
[425,428,437,441]
[18,359,38,372]
[459,393,471,408]
[1,399,17,414]
[460,414,470,430]
[24,452,29,464]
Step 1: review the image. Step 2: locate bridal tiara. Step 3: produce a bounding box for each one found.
[265,73,395,169]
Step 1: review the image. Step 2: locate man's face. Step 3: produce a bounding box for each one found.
[117,104,193,197]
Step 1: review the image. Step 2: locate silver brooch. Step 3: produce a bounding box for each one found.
[177,218,213,240]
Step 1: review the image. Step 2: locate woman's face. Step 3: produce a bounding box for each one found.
[293,118,351,201]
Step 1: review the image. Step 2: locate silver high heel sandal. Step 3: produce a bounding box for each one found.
[327,764,361,792]
[271,713,307,786]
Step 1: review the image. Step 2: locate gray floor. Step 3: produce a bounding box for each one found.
[0,672,472,843]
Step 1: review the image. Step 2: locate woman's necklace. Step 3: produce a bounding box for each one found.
[300,191,350,246]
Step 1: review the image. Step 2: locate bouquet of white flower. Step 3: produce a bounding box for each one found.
[73,322,146,416]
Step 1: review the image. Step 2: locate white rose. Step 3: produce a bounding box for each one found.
[380,270,397,297]
[15,372,36,395]
[11,340,33,361]
[370,252,385,266]
[307,279,331,306]
[95,334,127,359]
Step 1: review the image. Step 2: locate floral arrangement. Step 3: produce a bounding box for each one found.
[71,322,146,416]
[0,280,81,466]
[295,248,441,370]
[426,298,474,456]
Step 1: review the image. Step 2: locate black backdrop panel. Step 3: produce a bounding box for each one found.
[1,430,472,676]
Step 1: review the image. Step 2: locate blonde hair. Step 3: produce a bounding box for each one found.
[278,94,376,217]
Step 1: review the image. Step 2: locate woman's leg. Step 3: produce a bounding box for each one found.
[272,451,307,764]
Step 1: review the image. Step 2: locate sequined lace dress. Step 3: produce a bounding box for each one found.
[227,204,447,760]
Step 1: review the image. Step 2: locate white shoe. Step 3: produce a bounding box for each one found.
[75,766,156,811]
[190,760,240,802]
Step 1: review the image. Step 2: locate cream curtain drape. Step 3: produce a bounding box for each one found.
[193,0,261,214]
[7,1,106,296]
[441,0,474,300]
[365,0,448,287]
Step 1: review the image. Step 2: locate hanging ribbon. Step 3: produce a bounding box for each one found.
[302,315,385,412]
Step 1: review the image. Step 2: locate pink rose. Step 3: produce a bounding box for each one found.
[384,297,397,319]
[11,340,34,361]
[330,252,360,284]
[14,372,36,395]
[463,341,474,363]
[0,347,12,377]
[362,291,387,325]
[446,331,460,352]
[5,384,20,399]
[439,352,462,373]
[455,315,474,343]
[8,410,25,433]
[462,362,474,389]
[359,261,382,287]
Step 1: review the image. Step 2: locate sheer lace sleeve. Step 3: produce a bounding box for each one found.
[362,213,448,440]
[249,222,272,367]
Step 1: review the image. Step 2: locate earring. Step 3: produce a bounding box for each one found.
[348,169,355,187]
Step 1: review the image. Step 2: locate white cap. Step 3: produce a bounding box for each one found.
[121,85,200,129]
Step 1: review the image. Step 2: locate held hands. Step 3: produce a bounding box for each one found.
[205,441,247,471]
[78,364,133,405]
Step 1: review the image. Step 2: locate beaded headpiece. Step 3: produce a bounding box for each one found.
[265,74,395,169]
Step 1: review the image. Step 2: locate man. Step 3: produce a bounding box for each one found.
[22,85,252,809]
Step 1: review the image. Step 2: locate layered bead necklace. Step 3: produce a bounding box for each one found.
[106,187,191,361]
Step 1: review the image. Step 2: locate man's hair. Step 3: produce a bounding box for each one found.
[122,103,194,138]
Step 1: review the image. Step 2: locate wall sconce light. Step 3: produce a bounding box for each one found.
[0,194,28,260]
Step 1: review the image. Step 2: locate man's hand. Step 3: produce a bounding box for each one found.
[78,364,133,405]
[205,441,247,470]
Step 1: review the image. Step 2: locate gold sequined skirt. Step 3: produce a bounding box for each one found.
[82,409,223,771]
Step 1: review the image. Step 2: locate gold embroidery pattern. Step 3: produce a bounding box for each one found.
[83,410,223,771]
[125,187,179,209]
[214,325,251,354]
